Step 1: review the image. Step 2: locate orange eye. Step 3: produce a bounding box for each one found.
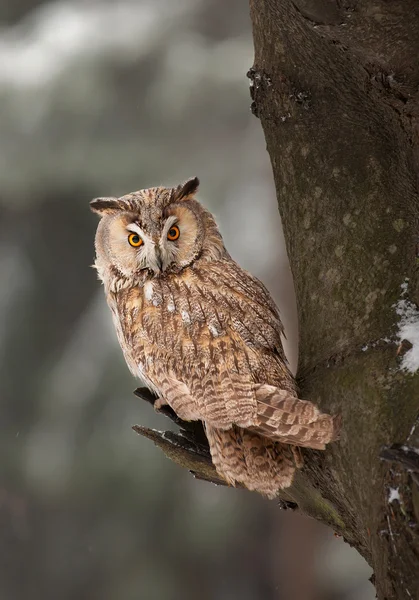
[128,233,143,247]
[167,225,180,241]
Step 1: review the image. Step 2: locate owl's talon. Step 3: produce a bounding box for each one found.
[154,397,168,411]
[133,387,171,415]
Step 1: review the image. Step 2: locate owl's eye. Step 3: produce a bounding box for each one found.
[128,233,143,247]
[167,225,180,241]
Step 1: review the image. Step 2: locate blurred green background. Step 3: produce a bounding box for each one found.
[0,1,374,599]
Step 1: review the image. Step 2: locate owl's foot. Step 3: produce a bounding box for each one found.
[134,387,179,420]
[154,396,168,411]
[133,386,167,412]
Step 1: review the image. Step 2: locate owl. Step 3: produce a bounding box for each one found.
[91,177,340,498]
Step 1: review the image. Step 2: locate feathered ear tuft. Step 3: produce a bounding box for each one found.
[90,197,121,216]
[173,177,200,202]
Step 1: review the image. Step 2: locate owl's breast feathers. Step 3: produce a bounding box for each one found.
[114,258,286,387]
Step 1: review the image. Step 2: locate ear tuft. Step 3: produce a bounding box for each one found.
[174,177,200,202]
[90,197,121,216]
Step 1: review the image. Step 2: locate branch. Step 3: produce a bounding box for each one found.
[133,388,347,525]
[132,388,225,487]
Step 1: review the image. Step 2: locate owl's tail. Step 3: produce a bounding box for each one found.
[250,384,341,450]
[204,424,297,499]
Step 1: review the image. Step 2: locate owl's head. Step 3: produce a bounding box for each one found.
[91,177,226,282]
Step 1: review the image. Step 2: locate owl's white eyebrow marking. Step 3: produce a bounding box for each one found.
[161,215,178,241]
[126,223,148,240]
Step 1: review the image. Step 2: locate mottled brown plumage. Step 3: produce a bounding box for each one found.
[91,178,340,498]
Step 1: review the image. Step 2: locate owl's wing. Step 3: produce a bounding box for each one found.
[251,385,341,449]
[199,261,340,446]
[158,322,260,430]
[157,262,276,430]
[205,423,296,497]
[157,261,340,446]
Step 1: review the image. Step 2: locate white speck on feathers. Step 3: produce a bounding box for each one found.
[167,298,175,312]
[394,279,419,373]
[388,487,400,503]
[144,281,154,302]
[181,310,191,325]
[208,323,222,338]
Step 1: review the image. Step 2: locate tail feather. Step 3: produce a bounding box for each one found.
[205,424,297,499]
[251,384,341,450]
[204,423,245,487]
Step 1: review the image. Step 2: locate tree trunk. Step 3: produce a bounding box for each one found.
[249,1,419,598]
[134,2,419,598]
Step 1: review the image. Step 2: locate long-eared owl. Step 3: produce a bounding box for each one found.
[91,177,340,498]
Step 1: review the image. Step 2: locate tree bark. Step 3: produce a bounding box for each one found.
[248,1,419,598]
[134,2,419,598]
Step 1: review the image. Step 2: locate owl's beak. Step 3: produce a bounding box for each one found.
[154,246,163,273]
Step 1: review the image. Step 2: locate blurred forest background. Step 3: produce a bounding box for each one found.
[0,1,374,599]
